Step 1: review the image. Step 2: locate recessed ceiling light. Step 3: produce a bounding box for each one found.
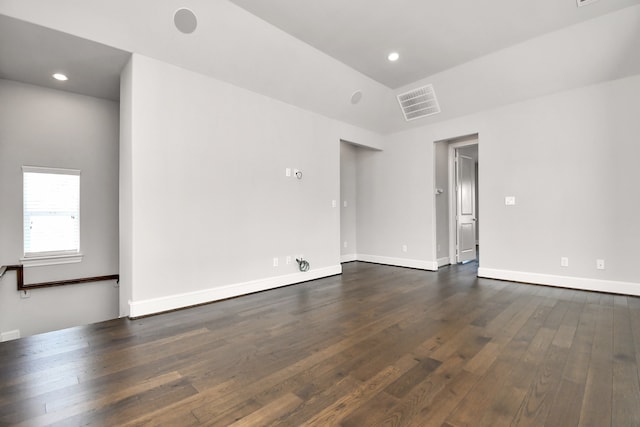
[52,73,68,81]
[388,52,399,62]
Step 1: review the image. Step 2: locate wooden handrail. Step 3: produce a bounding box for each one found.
[0,265,118,291]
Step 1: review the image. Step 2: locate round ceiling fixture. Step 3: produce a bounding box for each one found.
[52,73,68,81]
[387,52,400,62]
[174,8,198,34]
[350,90,363,105]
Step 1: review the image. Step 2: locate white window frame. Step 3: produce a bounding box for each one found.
[21,166,83,267]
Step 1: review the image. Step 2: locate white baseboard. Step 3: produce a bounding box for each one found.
[356,254,438,271]
[478,267,640,296]
[1,330,21,342]
[437,257,451,268]
[341,254,357,263]
[129,264,343,318]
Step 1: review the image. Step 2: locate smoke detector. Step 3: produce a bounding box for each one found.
[396,84,441,121]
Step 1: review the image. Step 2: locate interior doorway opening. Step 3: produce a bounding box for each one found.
[434,134,479,267]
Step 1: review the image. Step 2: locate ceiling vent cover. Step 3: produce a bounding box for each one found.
[397,84,441,121]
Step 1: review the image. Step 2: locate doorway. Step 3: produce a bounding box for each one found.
[434,135,479,267]
[452,143,478,263]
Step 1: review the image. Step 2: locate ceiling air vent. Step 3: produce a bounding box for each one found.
[397,84,441,121]
[577,0,599,7]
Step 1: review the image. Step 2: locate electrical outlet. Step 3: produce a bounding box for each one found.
[561,257,569,267]
[273,257,279,267]
[285,168,291,177]
[332,200,337,208]
[343,200,348,208]
[286,256,292,265]
[343,241,348,248]
[505,196,516,206]
[402,244,408,253]
[596,259,605,270]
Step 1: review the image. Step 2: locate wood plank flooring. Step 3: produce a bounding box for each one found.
[1,261,639,426]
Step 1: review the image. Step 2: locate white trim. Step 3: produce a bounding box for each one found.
[22,165,81,175]
[0,330,21,342]
[478,267,640,296]
[356,254,438,271]
[20,253,83,267]
[431,146,439,274]
[448,143,457,264]
[341,254,357,263]
[437,257,451,268]
[448,138,479,265]
[23,166,82,258]
[129,264,342,318]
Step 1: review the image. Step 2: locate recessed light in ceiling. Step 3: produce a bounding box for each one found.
[388,52,399,62]
[52,73,68,81]
[174,8,198,34]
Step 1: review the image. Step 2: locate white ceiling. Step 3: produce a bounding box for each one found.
[229,0,640,88]
[0,14,129,101]
[0,1,638,134]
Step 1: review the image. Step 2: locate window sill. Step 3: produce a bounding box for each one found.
[20,253,84,267]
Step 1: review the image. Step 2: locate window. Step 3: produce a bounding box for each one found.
[22,166,82,266]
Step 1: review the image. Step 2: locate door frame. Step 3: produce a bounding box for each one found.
[448,139,478,264]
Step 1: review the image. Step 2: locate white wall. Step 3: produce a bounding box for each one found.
[359,74,640,294]
[121,55,382,317]
[434,141,449,264]
[356,136,439,271]
[340,142,358,262]
[118,57,134,318]
[0,79,120,338]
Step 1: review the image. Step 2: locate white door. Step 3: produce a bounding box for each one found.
[456,152,477,263]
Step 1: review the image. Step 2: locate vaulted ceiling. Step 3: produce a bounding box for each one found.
[1,0,639,134]
[229,0,640,88]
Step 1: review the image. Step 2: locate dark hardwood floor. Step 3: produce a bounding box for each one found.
[1,261,639,426]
